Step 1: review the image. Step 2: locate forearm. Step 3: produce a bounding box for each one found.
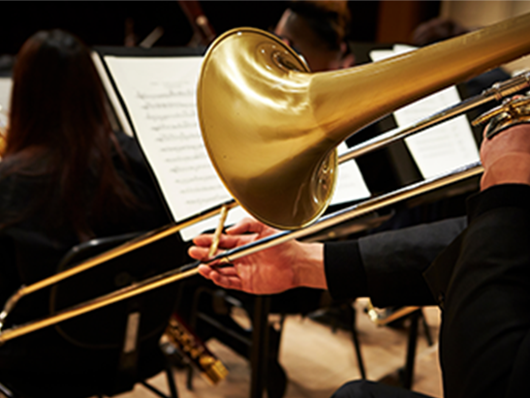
[294,241,327,290]
[480,124,530,190]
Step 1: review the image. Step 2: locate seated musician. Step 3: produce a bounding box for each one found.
[189,121,530,397]
[0,29,186,396]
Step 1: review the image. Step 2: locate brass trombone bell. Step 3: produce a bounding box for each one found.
[197,14,530,230]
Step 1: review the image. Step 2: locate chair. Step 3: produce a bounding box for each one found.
[0,231,184,398]
[183,284,288,398]
[365,303,434,389]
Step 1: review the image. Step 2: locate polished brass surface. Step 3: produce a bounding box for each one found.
[198,28,336,230]
[2,14,530,343]
[0,162,483,344]
[0,132,5,159]
[165,315,229,385]
[0,200,238,331]
[366,300,420,327]
[473,95,530,139]
[340,71,530,163]
[198,14,530,229]
[0,266,200,344]
[217,162,484,265]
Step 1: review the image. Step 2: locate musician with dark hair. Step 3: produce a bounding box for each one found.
[0,28,175,300]
[0,29,184,395]
[189,121,530,397]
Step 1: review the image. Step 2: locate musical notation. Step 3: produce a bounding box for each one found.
[102,56,248,240]
[101,55,371,238]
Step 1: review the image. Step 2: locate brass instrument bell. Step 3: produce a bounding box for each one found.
[197,15,530,229]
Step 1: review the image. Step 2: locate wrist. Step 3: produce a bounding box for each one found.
[294,242,327,290]
[481,153,530,191]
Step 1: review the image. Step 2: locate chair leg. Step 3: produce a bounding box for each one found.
[165,360,179,398]
[346,304,367,379]
[140,380,174,398]
[186,363,194,391]
[137,361,178,398]
[250,295,271,398]
[399,310,420,389]
[266,315,288,398]
[351,322,367,379]
[420,309,434,346]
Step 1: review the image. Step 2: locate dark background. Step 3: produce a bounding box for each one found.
[1,1,441,55]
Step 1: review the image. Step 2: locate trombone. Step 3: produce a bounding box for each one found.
[2,12,530,344]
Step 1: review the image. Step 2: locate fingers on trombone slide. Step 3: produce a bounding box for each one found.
[196,204,236,275]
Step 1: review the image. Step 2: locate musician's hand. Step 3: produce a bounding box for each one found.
[480,124,530,191]
[188,217,326,294]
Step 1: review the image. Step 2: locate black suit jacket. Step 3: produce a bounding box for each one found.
[428,184,530,398]
[0,132,186,381]
[325,184,530,398]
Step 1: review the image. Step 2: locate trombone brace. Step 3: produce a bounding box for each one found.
[473,94,530,139]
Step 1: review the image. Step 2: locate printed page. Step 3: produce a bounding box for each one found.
[331,143,370,205]
[102,55,372,239]
[369,46,479,179]
[103,56,250,240]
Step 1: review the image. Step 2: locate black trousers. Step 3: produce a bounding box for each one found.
[331,380,434,398]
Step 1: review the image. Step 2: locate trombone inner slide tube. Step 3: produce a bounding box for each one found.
[197,13,530,230]
[210,162,483,264]
[0,200,237,330]
[0,162,483,344]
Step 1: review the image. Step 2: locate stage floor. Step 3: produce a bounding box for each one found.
[116,298,442,398]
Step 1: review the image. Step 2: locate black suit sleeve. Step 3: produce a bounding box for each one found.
[324,216,466,305]
[359,217,466,308]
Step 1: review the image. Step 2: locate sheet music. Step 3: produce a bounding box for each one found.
[101,55,371,239]
[370,46,479,179]
[332,143,370,205]
[0,78,12,130]
[102,56,250,240]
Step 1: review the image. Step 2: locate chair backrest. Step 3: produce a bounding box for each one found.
[0,231,186,397]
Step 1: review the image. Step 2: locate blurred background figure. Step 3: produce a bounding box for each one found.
[0,29,186,397]
[273,0,355,71]
[411,17,470,46]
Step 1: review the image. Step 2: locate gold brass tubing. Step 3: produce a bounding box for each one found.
[208,204,229,257]
[0,163,482,343]
[0,265,201,344]
[198,14,530,229]
[366,301,420,327]
[375,306,420,326]
[209,162,484,265]
[0,200,237,330]
[21,200,236,296]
